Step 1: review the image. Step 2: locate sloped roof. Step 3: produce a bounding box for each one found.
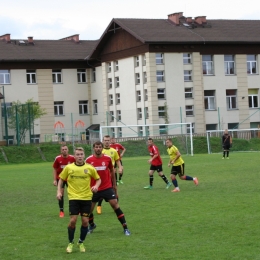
[0,39,99,61]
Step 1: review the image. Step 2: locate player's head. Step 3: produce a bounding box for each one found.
[147,137,153,146]
[103,135,110,148]
[93,141,103,156]
[165,138,172,148]
[110,137,116,144]
[224,129,228,134]
[60,145,69,157]
[74,147,85,165]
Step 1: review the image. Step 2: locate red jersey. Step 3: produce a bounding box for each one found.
[148,144,162,166]
[110,143,125,159]
[53,155,75,179]
[85,154,114,191]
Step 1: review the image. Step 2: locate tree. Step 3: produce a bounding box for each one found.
[8,99,47,144]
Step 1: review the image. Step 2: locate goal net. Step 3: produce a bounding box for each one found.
[100,123,194,156]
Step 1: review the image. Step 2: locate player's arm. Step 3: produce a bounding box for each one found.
[57,177,64,200]
[53,168,58,186]
[91,178,101,193]
[171,150,181,164]
[120,146,126,157]
[148,146,158,163]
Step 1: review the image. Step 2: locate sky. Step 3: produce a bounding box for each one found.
[1,0,260,41]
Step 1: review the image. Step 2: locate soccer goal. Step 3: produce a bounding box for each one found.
[100,123,194,156]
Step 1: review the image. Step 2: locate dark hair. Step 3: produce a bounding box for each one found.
[166,138,172,142]
[93,141,103,148]
[103,135,110,140]
[148,137,153,141]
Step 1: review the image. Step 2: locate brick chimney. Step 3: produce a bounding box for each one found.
[60,34,80,43]
[28,36,34,44]
[186,17,193,23]
[168,12,183,25]
[0,34,11,42]
[194,16,207,25]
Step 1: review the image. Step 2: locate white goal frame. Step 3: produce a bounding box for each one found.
[100,123,194,156]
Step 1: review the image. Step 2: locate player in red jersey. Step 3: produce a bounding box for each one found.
[144,138,172,190]
[110,137,126,185]
[53,145,75,217]
[85,141,131,236]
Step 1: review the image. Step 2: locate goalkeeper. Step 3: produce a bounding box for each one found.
[222,129,232,159]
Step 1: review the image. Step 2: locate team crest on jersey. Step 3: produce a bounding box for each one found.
[84,169,88,174]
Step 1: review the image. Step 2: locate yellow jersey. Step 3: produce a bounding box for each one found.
[167,145,184,166]
[59,162,100,200]
[102,147,119,165]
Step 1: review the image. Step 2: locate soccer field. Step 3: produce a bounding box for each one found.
[0,152,260,260]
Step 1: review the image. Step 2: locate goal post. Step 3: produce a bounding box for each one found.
[100,123,194,156]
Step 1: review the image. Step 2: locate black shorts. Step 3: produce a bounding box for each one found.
[150,164,163,172]
[114,160,123,168]
[223,144,230,150]
[92,188,117,203]
[171,163,185,177]
[69,200,92,217]
[58,179,67,188]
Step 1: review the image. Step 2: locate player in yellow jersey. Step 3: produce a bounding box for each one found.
[96,135,122,214]
[57,147,101,254]
[165,138,198,192]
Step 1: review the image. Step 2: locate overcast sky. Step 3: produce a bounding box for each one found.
[1,0,260,40]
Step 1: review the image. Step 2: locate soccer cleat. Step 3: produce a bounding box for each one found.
[87,224,96,234]
[166,182,172,189]
[66,243,73,253]
[116,181,119,185]
[96,206,102,215]
[193,177,199,186]
[124,229,131,236]
[59,211,65,218]
[171,188,180,192]
[119,180,124,184]
[144,185,153,190]
[222,157,225,159]
[77,242,86,253]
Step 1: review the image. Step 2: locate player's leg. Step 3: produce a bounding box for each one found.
[118,160,124,184]
[58,179,66,217]
[222,146,226,159]
[88,193,99,234]
[170,166,180,192]
[96,198,103,215]
[144,167,154,189]
[226,147,230,159]
[157,165,172,189]
[179,163,199,186]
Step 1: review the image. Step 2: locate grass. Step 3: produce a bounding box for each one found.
[0,152,260,259]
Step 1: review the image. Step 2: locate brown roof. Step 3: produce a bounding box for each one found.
[0,39,99,61]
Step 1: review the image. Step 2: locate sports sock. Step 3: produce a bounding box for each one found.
[59,196,64,211]
[97,198,103,206]
[172,178,178,187]
[68,225,76,243]
[115,207,128,229]
[227,151,229,157]
[79,225,88,241]
[160,174,169,184]
[115,172,118,181]
[149,175,154,186]
[89,213,94,226]
[119,172,123,180]
[223,151,225,157]
[184,176,193,181]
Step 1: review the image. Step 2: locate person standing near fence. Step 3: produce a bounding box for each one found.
[222,129,232,159]
[53,145,75,217]
[165,138,198,192]
[144,137,172,190]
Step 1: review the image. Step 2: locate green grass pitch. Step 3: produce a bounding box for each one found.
[0,152,260,259]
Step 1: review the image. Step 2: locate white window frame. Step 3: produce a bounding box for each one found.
[1,102,12,118]
[138,126,143,136]
[185,88,193,98]
[107,62,112,73]
[77,69,86,83]
[156,53,164,64]
[116,93,120,104]
[143,71,147,83]
[187,123,195,134]
[144,89,148,101]
[26,70,37,84]
[115,61,119,71]
[224,55,235,75]
[93,100,98,114]
[0,70,10,84]
[109,94,113,105]
[143,55,146,66]
[110,111,114,122]
[183,53,192,64]
[79,100,88,115]
[115,76,120,87]
[135,56,139,67]
[184,70,192,81]
[136,91,141,102]
[159,125,167,135]
[108,78,112,89]
[204,90,216,110]
[248,89,259,108]
[92,68,96,82]
[158,106,165,117]
[137,108,142,119]
[247,55,257,74]
[118,127,122,137]
[156,70,165,82]
[186,105,194,116]
[145,107,149,119]
[202,55,214,75]
[117,110,121,121]
[52,69,62,83]
[135,73,140,84]
[54,101,64,116]
[31,134,40,144]
[111,127,115,137]
[226,89,237,110]
[157,88,166,99]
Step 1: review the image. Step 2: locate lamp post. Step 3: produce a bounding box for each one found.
[0,86,8,146]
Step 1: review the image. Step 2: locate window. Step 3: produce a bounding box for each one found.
[157,88,166,99]
[136,91,141,102]
[156,53,164,64]
[79,100,88,115]
[110,111,114,122]
[1,102,12,118]
[116,93,120,104]
[143,71,147,83]
[92,68,96,82]
[117,110,121,121]
[77,69,86,83]
[26,70,36,84]
[185,88,193,98]
[144,89,148,101]
[107,62,112,73]
[159,125,167,135]
[135,56,139,67]
[108,78,112,89]
[183,53,192,64]
[224,55,235,75]
[52,69,62,83]
[186,105,194,116]
[145,107,149,119]
[248,89,259,108]
[115,61,119,71]
[111,127,115,137]
[158,106,165,117]
[93,100,98,114]
[54,101,64,115]
[206,124,217,131]
[184,70,192,81]
[30,134,40,144]
[0,70,10,84]
[137,108,142,119]
[143,55,146,66]
[3,135,14,145]
[156,70,164,82]
[138,126,143,136]
[118,127,122,137]
[228,123,238,130]
[145,126,150,136]
[135,73,140,84]
[204,90,216,110]
[226,89,237,110]
[115,77,120,87]
[109,94,113,105]
[186,123,195,134]
[202,55,214,75]
[247,55,257,74]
